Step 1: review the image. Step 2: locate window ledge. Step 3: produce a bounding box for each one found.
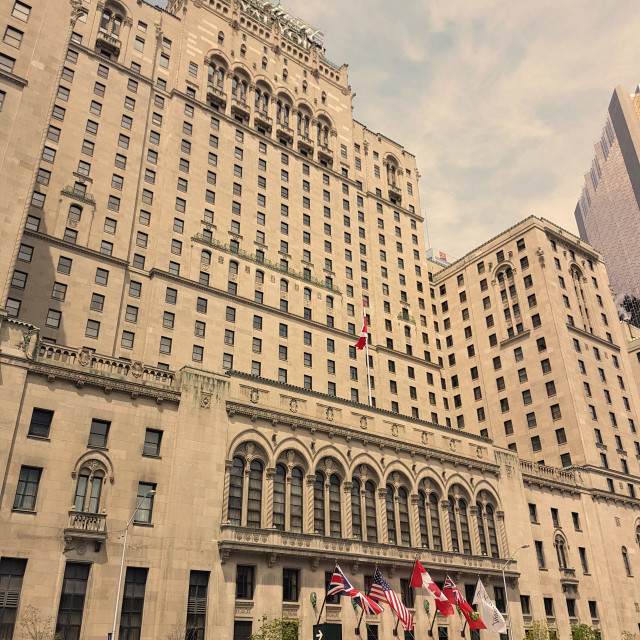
[0,68,28,87]
[142,454,162,460]
[12,508,37,515]
[27,434,51,442]
[87,445,108,451]
[133,521,154,527]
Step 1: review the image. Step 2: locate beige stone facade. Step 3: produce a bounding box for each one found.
[1,0,640,639]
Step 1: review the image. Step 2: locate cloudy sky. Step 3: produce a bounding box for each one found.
[154,0,640,259]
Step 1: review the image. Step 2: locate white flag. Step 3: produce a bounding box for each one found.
[472,579,507,633]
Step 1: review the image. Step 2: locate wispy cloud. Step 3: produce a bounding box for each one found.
[283,0,640,259]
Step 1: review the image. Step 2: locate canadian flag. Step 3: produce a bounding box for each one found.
[354,301,368,350]
[409,560,454,616]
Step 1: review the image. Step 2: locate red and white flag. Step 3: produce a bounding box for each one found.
[369,568,413,630]
[409,560,454,616]
[443,575,486,630]
[354,300,368,350]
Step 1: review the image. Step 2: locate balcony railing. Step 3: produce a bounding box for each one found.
[37,343,176,389]
[96,30,121,54]
[520,460,577,485]
[192,233,341,294]
[254,110,272,127]
[61,186,95,204]
[231,97,250,118]
[218,525,518,577]
[397,312,416,324]
[207,86,226,107]
[559,567,579,583]
[64,511,107,547]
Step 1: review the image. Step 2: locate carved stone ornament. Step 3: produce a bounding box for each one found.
[131,362,143,378]
[201,394,212,409]
[359,416,367,430]
[289,398,298,413]
[391,423,399,437]
[250,389,259,404]
[326,406,334,422]
[78,348,91,367]
[218,256,224,264]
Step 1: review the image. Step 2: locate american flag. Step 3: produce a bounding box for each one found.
[368,568,414,630]
[327,565,384,615]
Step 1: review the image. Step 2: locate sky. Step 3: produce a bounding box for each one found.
[152,0,640,260]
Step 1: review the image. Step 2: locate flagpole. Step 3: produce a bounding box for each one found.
[363,299,372,406]
[355,608,365,636]
[428,608,437,637]
[460,620,467,638]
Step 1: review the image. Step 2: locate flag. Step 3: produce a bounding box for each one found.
[354,300,368,350]
[473,579,506,633]
[409,560,454,616]
[327,565,384,615]
[443,575,486,630]
[368,568,414,630]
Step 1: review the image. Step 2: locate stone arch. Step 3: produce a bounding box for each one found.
[226,430,272,465]
[473,482,503,510]
[349,460,382,486]
[207,50,231,68]
[382,462,414,490]
[416,469,446,497]
[445,476,473,502]
[491,260,516,283]
[313,449,348,480]
[72,451,114,484]
[273,439,312,473]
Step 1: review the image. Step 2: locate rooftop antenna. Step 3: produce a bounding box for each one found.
[424,209,432,250]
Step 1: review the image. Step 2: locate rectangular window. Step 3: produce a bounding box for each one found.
[283,568,299,602]
[134,482,155,523]
[0,557,27,638]
[187,570,209,637]
[13,466,41,510]
[118,567,149,640]
[88,418,110,448]
[236,566,254,600]
[56,563,91,639]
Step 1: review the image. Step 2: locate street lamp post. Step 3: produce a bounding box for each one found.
[502,544,529,640]
[110,490,155,640]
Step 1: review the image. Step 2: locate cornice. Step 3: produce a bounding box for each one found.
[225,399,498,473]
[0,69,28,88]
[566,324,620,352]
[24,230,129,267]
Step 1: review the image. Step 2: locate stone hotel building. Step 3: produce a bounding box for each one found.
[0,0,639,639]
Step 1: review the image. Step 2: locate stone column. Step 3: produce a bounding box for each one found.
[410,493,421,548]
[221,460,233,524]
[265,467,276,529]
[378,488,388,544]
[285,472,292,532]
[343,481,353,539]
[306,474,316,534]
[496,510,508,558]
[440,500,452,552]
[242,466,251,527]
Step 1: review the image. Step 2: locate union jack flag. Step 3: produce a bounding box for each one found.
[443,575,486,630]
[368,568,413,630]
[327,565,383,614]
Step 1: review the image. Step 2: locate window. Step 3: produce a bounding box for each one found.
[283,568,299,602]
[134,482,156,523]
[118,567,148,640]
[13,466,41,511]
[55,563,91,640]
[88,418,110,448]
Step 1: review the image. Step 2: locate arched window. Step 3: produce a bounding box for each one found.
[240,44,246,57]
[280,279,288,292]
[282,69,288,81]
[255,270,264,284]
[246,460,263,528]
[273,464,286,531]
[261,57,267,70]
[74,470,103,513]
[636,523,640,547]
[398,487,411,546]
[485,504,499,557]
[418,490,442,550]
[276,100,291,126]
[232,76,247,102]
[68,204,82,222]
[297,111,310,137]
[228,457,244,525]
[218,31,224,44]
[448,499,459,552]
[304,287,311,301]
[386,485,396,545]
[326,296,333,309]
[364,481,378,542]
[302,81,307,94]
[208,62,225,89]
[201,250,211,266]
[622,546,632,576]
[229,260,239,275]
[112,14,122,36]
[290,467,303,533]
[100,9,111,31]
[477,503,487,555]
[314,472,325,535]
[255,87,269,114]
[429,493,442,550]
[329,474,342,536]
[556,536,568,569]
[321,92,326,105]
[449,493,472,555]
[351,478,362,540]
[458,499,472,554]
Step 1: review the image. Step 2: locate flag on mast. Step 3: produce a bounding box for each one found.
[409,559,454,616]
[368,568,414,630]
[327,565,384,615]
[355,301,368,350]
[472,578,506,633]
[443,575,486,630]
